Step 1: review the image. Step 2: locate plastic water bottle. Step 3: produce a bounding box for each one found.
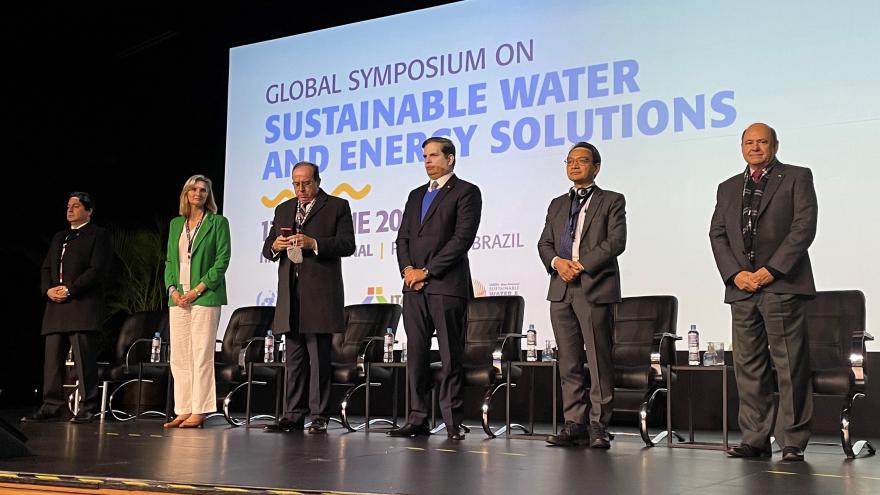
[526,324,537,362]
[383,328,394,363]
[688,324,700,365]
[150,332,161,363]
[264,330,275,363]
[542,339,554,361]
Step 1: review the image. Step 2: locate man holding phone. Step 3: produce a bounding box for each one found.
[261,162,356,434]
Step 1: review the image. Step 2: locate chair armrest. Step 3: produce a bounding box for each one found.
[650,332,681,377]
[124,338,153,370]
[849,331,871,385]
[493,333,525,379]
[238,337,266,371]
[357,336,386,376]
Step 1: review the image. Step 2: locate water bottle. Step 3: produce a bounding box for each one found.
[526,324,537,362]
[687,324,700,365]
[383,328,394,363]
[264,330,275,363]
[542,339,554,362]
[150,332,161,363]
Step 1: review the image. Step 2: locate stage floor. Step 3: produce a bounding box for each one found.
[0,412,878,495]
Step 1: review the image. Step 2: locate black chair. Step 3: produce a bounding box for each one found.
[608,295,680,446]
[805,290,875,458]
[213,306,278,426]
[431,295,525,438]
[95,310,170,421]
[331,303,403,431]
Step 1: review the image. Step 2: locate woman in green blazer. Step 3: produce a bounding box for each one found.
[162,174,231,428]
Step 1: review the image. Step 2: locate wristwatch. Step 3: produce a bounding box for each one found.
[422,267,430,278]
[168,286,177,297]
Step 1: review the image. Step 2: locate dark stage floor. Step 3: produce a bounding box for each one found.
[0,412,878,495]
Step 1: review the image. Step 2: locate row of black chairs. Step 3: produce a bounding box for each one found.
[92,291,873,458]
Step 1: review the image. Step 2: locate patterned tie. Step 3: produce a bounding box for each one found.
[429,180,439,192]
[296,202,308,232]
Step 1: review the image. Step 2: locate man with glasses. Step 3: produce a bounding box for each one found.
[262,161,356,434]
[23,192,112,424]
[538,142,627,448]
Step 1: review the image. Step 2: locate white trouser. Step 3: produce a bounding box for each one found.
[169,304,221,415]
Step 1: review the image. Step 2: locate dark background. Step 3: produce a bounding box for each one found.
[1,2,456,407]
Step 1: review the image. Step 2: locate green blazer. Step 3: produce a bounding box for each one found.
[164,212,231,307]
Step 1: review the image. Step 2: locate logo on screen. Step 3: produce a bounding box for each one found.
[362,286,390,303]
[256,290,277,306]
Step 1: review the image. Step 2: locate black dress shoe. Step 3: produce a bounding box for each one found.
[781,446,805,462]
[70,412,95,424]
[447,425,466,441]
[21,410,62,423]
[589,422,611,449]
[726,444,771,458]
[387,422,431,437]
[546,421,588,447]
[308,417,328,434]
[264,418,304,433]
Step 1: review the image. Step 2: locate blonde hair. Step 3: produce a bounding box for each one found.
[178,174,218,217]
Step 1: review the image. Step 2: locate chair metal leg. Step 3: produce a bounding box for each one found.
[639,387,682,446]
[222,381,266,426]
[841,393,876,459]
[106,379,157,421]
[481,383,528,438]
[340,382,397,432]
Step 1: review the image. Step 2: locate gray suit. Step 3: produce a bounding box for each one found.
[710,160,817,450]
[538,186,626,426]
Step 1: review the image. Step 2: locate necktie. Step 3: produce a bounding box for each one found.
[558,187,594,261]
[296,202,308,231]
[421,181,441,222]
[429,180,439,192]
[751,169,763,183]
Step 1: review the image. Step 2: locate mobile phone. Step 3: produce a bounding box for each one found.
[279,227,293,237]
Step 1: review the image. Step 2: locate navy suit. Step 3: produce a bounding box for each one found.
[396,174,481,428]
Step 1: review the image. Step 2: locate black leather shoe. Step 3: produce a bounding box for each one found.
[589,422,611,449]
[387,422,431,437]
[264,418,305,433]
[726,444,771,458]
[546,421,588,446]
[70,412,95,424]
[447,425,466,441]
[21,410,62,423]
[308,417,328,434]
[781,446,805,462]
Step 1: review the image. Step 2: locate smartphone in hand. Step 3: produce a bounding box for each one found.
[280,227,293,237]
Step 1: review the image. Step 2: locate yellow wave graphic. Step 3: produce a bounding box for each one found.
[261,182,371,208]
[331,183,371,199]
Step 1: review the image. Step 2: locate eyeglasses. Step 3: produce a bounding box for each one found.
[564,157,592,166]
[292,180,315,189]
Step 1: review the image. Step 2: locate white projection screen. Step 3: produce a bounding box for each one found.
[223,0,880,351]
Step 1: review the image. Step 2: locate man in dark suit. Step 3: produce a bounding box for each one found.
[262,161,356,434]
[710,122,817,462]
[24,192,112,424]
[538,142,627,448]
[388,137,482,440]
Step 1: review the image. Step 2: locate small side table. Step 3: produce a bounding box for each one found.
[364,361,408,432]
[505,360,558,439]
[666,364,729,450]
[245,361,287,426]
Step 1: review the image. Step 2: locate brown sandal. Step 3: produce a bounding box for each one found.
[163,414,191,429]
[178,414,205,428]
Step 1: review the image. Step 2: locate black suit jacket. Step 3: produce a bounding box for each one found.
[262,189,356,334]
[709,161,817,303]
[40,222,113,335]
[396,174,482,298]
[537,186,627,304]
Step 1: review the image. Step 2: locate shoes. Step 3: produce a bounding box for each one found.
[387,422,431,437]
[588,422,611,449]
[781,446,805,462]
[546,421,588,447]
[70,412,95,424]
[308,417,328,434]
[20,410,62,423]
[163,414,191,429]
[264,417,305,433]
[726,444,771,458]
[178,413,205,428]
[447,424,466,441]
